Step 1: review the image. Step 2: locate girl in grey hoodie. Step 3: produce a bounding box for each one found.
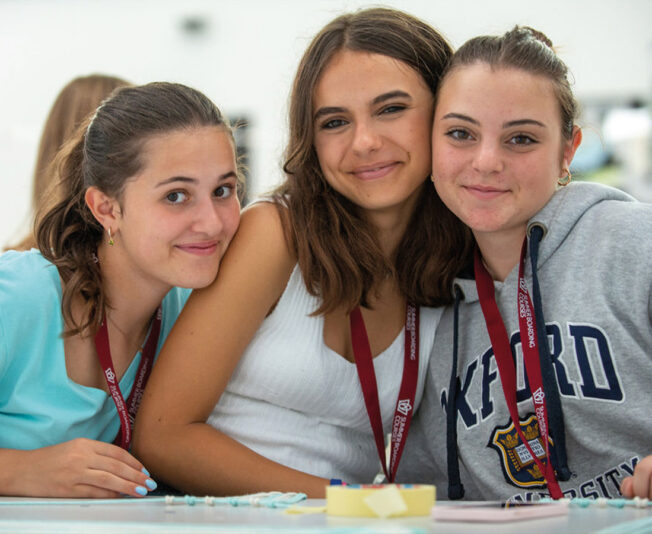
[400,26,652,502]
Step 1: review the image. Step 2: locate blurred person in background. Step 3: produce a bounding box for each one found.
[6,74,128,251]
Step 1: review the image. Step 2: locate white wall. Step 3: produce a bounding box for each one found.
[1,0,650,247]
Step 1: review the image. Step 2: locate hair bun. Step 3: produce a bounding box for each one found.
[517,25,554,49]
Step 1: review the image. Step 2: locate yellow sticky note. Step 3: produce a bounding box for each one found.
[363,485,407,518]
[326,484,435,517]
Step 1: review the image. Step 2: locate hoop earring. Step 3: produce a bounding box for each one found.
[558,169,572,187]
[107,228,114,246]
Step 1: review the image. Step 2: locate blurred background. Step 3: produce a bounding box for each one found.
[1,0,650,249]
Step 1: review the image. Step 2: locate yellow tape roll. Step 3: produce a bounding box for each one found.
[326,484,435,518]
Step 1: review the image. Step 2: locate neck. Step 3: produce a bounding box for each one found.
[473,226,527,282]
[97,242,167,342]
[365,191,420,259]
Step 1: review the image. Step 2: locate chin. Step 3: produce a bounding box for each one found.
[183,267,221,289]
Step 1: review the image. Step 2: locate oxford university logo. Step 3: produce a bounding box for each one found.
[488,414,555,489]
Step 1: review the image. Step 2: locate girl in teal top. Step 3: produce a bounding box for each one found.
[0,82,241,498]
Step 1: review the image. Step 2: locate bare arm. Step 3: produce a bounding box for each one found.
[133,203,329,497]
[0,439,155,498]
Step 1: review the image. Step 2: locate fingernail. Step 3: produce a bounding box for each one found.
[135,486,148,496]
[141,467,150,476]
[145,478,157,491]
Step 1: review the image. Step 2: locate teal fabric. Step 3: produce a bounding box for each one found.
[0,250,190,450]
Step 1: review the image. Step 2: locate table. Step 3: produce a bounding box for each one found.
[1,497,651,533]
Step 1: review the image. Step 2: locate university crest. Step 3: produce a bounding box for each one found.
[488,414,555,489]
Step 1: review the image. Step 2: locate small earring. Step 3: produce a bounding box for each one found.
[107,228,114,246]
[558,168,572,186]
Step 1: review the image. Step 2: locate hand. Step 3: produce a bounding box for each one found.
[620,454,652,499]
[6,438,157,498]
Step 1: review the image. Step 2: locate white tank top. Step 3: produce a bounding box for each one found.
[208,265,441,482]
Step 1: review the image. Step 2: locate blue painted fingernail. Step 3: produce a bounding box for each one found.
[145,478,157,491]
[135,486,147,496]
[141,467,150,476]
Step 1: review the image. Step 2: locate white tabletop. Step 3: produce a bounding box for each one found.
[0,497,651,534]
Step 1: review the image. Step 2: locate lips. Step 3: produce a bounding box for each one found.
[350,161,399,181]
[175,241,219,256]
[463,184,509,200]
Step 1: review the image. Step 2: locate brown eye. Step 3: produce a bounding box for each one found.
[166,191,187,204]
[214,185,234,199]
[379,104,406,115]
[321,118,347,130]
[509,135,537,145]
[446,129,473,141]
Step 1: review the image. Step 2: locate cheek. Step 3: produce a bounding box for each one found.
[432,145,457,181]
[226,205,241,240]
[313,137,334,169]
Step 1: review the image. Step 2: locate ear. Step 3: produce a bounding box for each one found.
[561,126,582,173]
[84,186,122,232]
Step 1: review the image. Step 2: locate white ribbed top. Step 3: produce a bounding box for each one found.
[207,265,441,482]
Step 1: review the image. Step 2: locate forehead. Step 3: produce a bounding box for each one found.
[313,49,431,107]
[139,126,233,167]
[437,63,560,123]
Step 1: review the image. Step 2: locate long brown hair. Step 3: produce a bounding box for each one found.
[8,74,129,251]
[36,82,238,336]
[275,7,472,313]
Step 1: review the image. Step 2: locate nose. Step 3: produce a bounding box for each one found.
[192,196,225,236]
[472,140,504,175]
[351,119,382,155]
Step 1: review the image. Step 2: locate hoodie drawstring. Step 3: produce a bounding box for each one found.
[446,285,465,499]
[445,228,571,500]
[528,225,571,481]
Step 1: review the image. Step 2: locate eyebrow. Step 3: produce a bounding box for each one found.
[155,171,237,188]
[441,113,479,125]
[441,113,546,129]
[313,90,412,121]
[503,119,546,128]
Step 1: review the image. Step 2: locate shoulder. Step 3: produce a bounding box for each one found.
[539,182,652,255]
[0,250,59,303]
[229,200,293,263]
[571,186,652,247]
[241,200,287,233]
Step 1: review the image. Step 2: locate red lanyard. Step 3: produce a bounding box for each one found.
[350,303,419,482]
[95,308,162,450]
[474,241,563,499]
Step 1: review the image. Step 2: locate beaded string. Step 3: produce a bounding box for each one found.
[538,497,652,509]
[0,492,307,509]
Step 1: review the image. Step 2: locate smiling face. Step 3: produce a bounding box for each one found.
[432,63,580,243]
[109,126,240,292]
[312,49,434,220]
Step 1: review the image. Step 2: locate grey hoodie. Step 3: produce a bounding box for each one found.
[398,181,652,501]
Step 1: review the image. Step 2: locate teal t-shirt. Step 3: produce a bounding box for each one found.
[0,250,190,450]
